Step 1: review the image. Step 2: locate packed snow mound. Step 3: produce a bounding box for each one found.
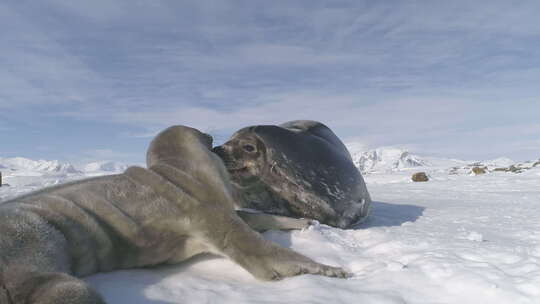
[82,161,128,173]
[350,147,426,174]
[0,157,80,174]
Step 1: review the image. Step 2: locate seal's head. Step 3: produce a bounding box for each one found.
[212,128,269,187]
[213,120,372,228]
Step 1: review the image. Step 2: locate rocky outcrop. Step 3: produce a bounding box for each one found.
[412,172,429,182]
[471,166,487,175]
[493,165,524,173]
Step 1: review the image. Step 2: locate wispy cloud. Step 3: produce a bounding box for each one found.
[1,0,539,162]
[84,149,134,159]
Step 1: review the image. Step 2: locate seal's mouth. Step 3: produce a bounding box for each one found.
[228,166,248,173]
[222,161,248,174]
[216,155,245,172]
[223,162,252,178]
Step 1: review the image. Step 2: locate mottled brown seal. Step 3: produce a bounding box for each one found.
[213,120,371,229]
[0,125,348,304]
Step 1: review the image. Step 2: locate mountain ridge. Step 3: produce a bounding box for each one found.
[343,145,540,175]
[0,157,128,175]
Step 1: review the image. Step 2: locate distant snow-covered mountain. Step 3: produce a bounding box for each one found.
[0,157,80,175]
[0,157,129,178]
[347,147,426,174]
[344,143,539,177]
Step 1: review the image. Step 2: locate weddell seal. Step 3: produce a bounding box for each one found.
[213,120,371,229]
[0,126,349,304]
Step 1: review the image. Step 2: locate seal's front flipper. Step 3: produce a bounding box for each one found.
[212,213,350,281]
[236,210,312,232]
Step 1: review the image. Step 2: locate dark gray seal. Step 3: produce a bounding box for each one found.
[0,125,348,304]
[213,120,371,229]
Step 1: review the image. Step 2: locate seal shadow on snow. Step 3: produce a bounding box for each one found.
[261,201,426,249]
[356,201,425,229]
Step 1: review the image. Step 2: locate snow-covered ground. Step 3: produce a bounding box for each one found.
[1,153,539,304]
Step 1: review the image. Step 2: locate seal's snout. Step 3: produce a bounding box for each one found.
[212,145,233,165]
[212,146,227,158]
[213,145,247,172]
[212,145,222,154]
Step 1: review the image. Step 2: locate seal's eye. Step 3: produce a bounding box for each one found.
[243,144,256,152]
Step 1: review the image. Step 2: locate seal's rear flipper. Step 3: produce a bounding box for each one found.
[236,210,312,232]
[8,272,105,304]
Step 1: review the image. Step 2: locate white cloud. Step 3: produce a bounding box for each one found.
[0,3,110,109]
[1,0,540,162]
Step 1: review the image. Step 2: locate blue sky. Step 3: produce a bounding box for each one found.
[1,0,539,164]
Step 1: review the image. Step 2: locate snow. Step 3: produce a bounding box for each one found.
[82,161,129,175]
[484,157,516,168]
[1,154,539,304]
[464,231,484,242]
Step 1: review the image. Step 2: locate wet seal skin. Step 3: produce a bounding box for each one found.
[0,125,350,304]
[213,120,371,229]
